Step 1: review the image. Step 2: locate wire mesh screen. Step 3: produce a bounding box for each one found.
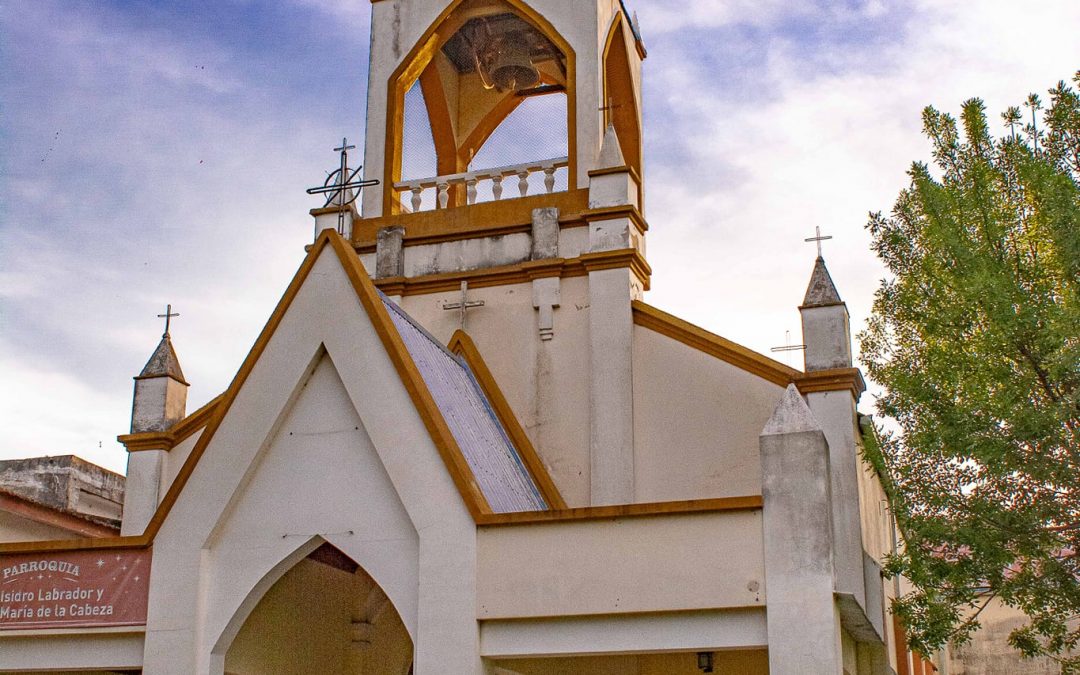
[469,93,567,169]
[399,82,569,210]
[469,92,568,201]
[401,81,437,182]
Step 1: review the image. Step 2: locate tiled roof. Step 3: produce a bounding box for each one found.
[382,294,548,513]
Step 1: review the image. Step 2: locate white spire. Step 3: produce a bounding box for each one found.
[597,122,626,169]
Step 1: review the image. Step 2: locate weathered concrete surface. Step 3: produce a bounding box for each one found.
[760,385,844,675]
[0,455,125,528]
[948,597,1079,675]
[376,225,405,278]
[120,448,164,536]
[132,373,189,433]
[530,207,559,260]
[803,256,843,308]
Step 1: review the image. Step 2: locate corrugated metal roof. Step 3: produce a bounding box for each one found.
[381,294,547,513]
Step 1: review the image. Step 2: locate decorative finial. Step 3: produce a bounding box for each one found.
[306,138,380,235]
[157,304,179,339]
[804,226,833,259]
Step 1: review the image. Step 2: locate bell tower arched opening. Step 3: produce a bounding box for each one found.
[384,0,577,214]
[222,542,413,675]
[602,15,643,184]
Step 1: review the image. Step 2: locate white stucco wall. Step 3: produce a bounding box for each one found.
[477,510,765,618]
[631,325,784,502]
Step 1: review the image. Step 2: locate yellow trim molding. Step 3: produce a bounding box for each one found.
[373,247,651,296]
[353,189,590,250]
[632,301,867,399]
[118,394,224,452]
[476,495,763,526]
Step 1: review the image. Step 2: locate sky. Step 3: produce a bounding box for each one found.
[1,0,1077,474]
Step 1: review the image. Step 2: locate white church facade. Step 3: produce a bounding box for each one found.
[0,1,928,673]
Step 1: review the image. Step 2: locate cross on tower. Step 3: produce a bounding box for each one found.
[442,281,485,330]
[306,137,380,235]
[599,97,623,124]
[157,304,179,338]
[804,226,833,258]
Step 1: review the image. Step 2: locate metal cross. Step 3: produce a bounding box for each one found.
[599,97,623,124]
[770,330,806,354]
[306,138,380,235]
[804,226,833,258]
[599,97,623,113]
[157,304,179,338]
[442,281,485,330]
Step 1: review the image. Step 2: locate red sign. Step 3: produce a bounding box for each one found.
[0,548,151,630]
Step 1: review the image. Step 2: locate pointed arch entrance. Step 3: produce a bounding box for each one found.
[216,539,413,675]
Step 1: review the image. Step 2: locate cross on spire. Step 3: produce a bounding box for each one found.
[442,281,485,330]
[157,304,179,338]
[306,137,380,235]
[804,226,833,258]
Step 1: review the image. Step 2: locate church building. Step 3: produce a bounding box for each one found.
[0,1,916,673]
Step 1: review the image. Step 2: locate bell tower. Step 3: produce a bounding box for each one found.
[358,0,646,219]
[315,0,650,507]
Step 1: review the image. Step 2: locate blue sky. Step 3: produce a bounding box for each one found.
[1,0,1078,472]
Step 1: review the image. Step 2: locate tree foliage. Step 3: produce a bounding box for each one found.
[861,73,1080,670]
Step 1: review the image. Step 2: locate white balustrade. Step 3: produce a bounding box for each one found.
[394,157,568,212]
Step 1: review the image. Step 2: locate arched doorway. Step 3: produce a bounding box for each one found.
[223,542,413,675]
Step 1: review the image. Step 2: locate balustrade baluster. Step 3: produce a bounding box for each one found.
[466,178,478,205]
[437,182,449,209]
[517,170,530,198]
[492,175,504,201]
[544,166,556,194]
[410,187,423,213]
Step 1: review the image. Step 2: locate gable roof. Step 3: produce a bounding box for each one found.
[382,296,548,512]
[0,230,556,554]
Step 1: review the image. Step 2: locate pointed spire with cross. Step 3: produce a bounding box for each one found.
[157,304,179,339]
[804,226,833,259]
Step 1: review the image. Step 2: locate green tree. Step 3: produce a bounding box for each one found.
[861,73,1080,671]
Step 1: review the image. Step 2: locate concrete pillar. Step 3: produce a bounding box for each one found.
[313,204,356,240]
[376,226,405,278]
[586,267,635,505]
[800,256,869,613]
[584,123,637,506]
[530,207,559,260]
[760,384,844,675]
[126,333,187,535]
[120,449,164,536]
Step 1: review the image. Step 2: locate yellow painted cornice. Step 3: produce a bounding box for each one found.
[117,394,225,453]
[372,247,651,296]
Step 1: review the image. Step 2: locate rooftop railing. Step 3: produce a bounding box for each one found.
[394,157,569,212]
